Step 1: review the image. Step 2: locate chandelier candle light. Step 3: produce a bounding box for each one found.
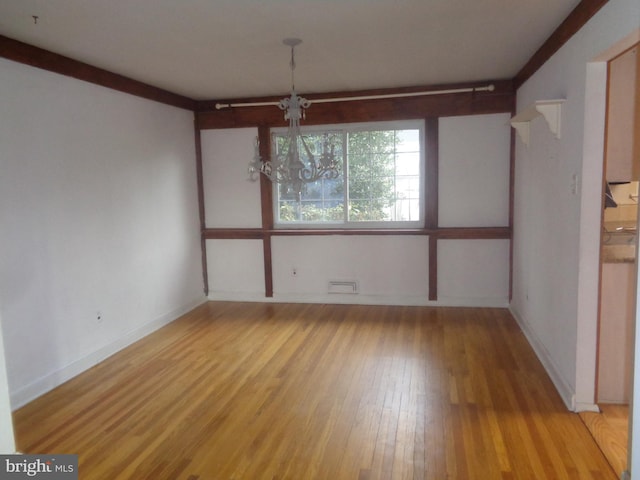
[247,38,340,199]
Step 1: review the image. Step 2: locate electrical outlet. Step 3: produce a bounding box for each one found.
[96,311,103,323]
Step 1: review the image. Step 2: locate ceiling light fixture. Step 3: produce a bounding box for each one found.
[247,38,339,198]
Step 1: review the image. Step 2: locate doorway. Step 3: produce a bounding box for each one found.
[583,42,640,477]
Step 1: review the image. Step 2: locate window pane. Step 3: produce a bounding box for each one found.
[394,198,420,222]
[278,177,345,223]
[395,152,420,175]
[396,129,420,152]
[396,177,420,196]
[299,201,344,222]
[273,121,423,227]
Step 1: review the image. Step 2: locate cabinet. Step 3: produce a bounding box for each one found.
[605,46,639,182]
[598,262,635,403]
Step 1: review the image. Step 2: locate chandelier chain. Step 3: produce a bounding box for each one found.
[290,43,296,92]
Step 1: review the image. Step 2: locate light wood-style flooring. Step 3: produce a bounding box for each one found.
[13,302,617,479]
[580,404,629,477]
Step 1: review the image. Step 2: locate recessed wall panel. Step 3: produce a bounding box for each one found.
[201,128,262,228]
[438,114,511,227]
[206,239,265,296]
[272,235,429,299]
[438,239,510,304]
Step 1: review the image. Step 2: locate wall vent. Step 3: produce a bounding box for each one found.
[328,281,358,294]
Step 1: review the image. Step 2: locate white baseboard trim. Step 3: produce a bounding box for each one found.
[574,402,600,413]
[10,295,207,410]
[509,306,576,411]
[207,291,510,308]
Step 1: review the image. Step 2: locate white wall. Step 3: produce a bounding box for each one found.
[203,114,511,306]
[510,0,640,411]
[0,58,206,408]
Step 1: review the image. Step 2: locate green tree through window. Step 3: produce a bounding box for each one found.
[274,121,423,227]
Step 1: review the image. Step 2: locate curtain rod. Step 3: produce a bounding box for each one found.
[215,84,495,110]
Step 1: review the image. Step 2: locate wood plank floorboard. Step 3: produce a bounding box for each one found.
[13,302,616,479]
[579,404,629,477]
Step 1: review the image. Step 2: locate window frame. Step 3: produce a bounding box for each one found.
[271,119,426,229]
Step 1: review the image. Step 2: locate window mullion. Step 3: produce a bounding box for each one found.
[343,130,349,224]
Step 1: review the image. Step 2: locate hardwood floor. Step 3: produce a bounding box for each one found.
[580,404,629,477]
[13,302,616,479]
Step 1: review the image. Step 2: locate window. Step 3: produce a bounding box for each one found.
[274,120,424,228]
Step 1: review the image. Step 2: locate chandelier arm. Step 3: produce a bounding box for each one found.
[298,135,319,181]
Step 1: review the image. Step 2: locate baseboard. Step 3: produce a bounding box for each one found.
[10,295,207,410]
[207,291,510,308]
[574,401,600,413]
[509,306,576,411]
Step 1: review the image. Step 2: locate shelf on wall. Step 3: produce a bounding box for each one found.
[510,99,566,146]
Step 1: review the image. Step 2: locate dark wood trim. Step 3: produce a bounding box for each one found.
[194,125,209,295]
[508,107,517,302]
[258,126,275,297]
[425,117,439,301]
[634,43,640,183]
[200,237,209,296]
[195,126,206,231]
[196,80,515,130]
[436,227,511,239]
[258,127,274,230]
[429,236,438,301]
[514,0,609,89]
[203,226,510,239]
[263,235,273,298]
[0,34,196,111]
[265,228,431,236]
[203,228,266,240]
[425,118,439,229]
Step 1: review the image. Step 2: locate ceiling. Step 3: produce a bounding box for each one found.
[0,0,581,101]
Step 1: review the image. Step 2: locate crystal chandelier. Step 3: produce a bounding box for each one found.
[248,38,340,198]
